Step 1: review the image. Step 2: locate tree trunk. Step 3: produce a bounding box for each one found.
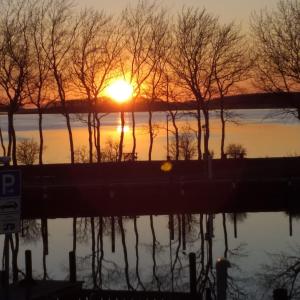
[222,213,228,259]
[203,109,210,159]
[65,111,74,164]
[7,113,12,158]
[95,113,101,163]
[8,111,17,165]
[10,233,19,283]
[118,216,133,290]
[196,106,202,160]
[131,108,136,158]
[220,100,226,159]
[72,217,77,253]
[170,112,179,161]
[91,217,97,288]
[133,216,145,290]
[0,126,6,156]
[148,110,153,161]
[118,110,125,162]
[87,112,93,163]
[38,110,44,165]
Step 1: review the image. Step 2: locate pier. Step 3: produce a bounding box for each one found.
[9,157,300,219]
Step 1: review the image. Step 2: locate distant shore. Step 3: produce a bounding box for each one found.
[2,92,300,114]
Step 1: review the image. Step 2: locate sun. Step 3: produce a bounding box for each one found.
[106,79,133,103]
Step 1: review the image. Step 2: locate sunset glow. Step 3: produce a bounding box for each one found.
[106,79,133,103]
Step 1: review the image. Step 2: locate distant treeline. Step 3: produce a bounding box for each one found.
[10,92,300,114]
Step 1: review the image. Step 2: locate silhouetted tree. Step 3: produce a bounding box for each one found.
[144,10,169,161]
[226,143,247,159]
[26,1,53,165]
[252,0,300,120]
[170,125,197,160]
[40,0,79,163]
[72,9,122,162]
[212,23,251,159]
[16,139,39,165]
[0,0,31,165]
[121,0,165,158]
[171,8,218,159]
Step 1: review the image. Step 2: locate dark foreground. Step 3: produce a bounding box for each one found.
[12,157,300,219]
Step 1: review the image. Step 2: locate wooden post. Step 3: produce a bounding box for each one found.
[69,251,76,282]
[189,252,197,295]
[25,250,33,281]
[216,258,230,300]
[273,288,288,300]
[205,288,212,300]
[0,270,9,288]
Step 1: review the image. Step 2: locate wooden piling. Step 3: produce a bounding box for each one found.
[69,251,76,282]
[25,250,33,281]
[216,258,230,300]
[0,270,8,288]
[205,288,212,300]
[189,252,197,294]
[273,288,288,300]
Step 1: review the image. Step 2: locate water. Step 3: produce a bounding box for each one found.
[1,109,299,162]
[0,109,299,299]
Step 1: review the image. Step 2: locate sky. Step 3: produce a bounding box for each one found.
[76,0,279,24]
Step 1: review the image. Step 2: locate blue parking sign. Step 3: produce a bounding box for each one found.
[0,170,21,198]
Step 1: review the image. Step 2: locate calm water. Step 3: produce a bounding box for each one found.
[0,109,299,299]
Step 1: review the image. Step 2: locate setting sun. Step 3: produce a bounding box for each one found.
[106,79,133,103]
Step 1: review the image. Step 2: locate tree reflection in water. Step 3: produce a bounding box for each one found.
[3,213,293,298]
[258,245,300,299]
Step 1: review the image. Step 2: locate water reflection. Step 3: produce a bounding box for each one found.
[0,212,299,299]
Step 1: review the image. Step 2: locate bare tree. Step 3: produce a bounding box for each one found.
[226,143,247,159]
[121,0,165,158]
[0,0,31,165]
[16,139,39,165]
[26,1,53,165]
[160,72,189,161]
[171,8,219,160]
[169,125,197,161]
[143,9,169,161]
[251,0,300,120]
[72,9,123,163]
[40,0,79,163]
[212,23,251,159]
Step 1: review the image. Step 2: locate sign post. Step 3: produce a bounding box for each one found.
[0,170,21,234]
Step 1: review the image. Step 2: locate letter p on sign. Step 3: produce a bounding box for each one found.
[0,171,21,198]
[2,174,15,195]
